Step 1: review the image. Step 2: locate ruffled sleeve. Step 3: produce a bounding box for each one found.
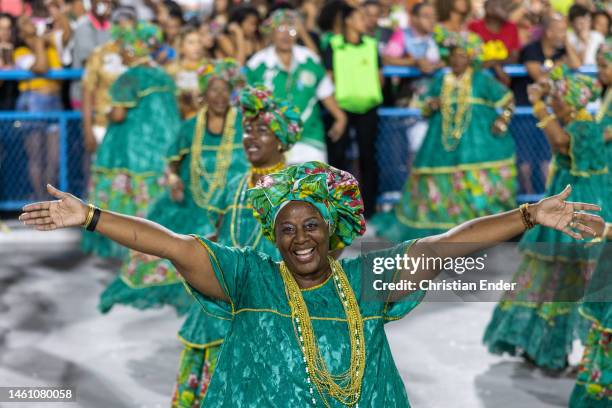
[166,116,196,162]
[346,240,426,323]
[566,120,608,177]
[109,70,140,107]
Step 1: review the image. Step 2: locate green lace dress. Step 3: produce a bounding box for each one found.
[81,64,181,258]
[483,118,609,370]
[570,91,612,406]
[98,108,248,315]
[171,172,281,408]
[181,236,425,407]
[373,68,517,241]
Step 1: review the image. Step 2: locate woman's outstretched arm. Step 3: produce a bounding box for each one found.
[387,185,605,299]
[19,184,229,301]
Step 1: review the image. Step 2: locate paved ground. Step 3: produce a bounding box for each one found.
[0,220,577,408]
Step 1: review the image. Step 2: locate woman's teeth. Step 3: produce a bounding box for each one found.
[295,248,314,255]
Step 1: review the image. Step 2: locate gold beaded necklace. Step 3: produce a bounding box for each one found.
[189,107,237,209]
[279,257,366,407]
[440,68,473,152]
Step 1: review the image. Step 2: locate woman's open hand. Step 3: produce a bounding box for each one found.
[19,184,88,230]
[533,185,604,240]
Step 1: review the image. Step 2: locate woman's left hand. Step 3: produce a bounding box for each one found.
[491,118,508,135]
[533,185,605,239]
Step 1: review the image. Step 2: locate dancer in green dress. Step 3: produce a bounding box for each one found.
[20,160,604,406]
[99,59,248,315]
[483,65,609,371]
[374,26,517,241]
[171,85,302,408]
[570,40,612,407]
[81,22,181,259]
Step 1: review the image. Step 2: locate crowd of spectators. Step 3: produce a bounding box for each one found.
[0,0,608,109]
[0,0,610,203]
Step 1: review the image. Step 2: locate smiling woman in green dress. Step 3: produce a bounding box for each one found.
[81,21,181,259]
[98,59,248,315]
[19,162,604,406]
[483,64,609,371]
[171,85,301,408]
[374,26,517,241]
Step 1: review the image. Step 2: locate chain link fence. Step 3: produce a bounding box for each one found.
[0,111,87,210]
[376,107,551,206]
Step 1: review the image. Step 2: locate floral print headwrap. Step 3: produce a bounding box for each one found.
[248,161,366,250]
[111,21,162,57]
[433,25,483,66]
[238,85,303,151]
[197,58,246,94]
[549,65,601,109]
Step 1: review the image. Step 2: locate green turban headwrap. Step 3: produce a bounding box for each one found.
[248,161,366,250]
[197,58,246,94]
[238,85,303,151]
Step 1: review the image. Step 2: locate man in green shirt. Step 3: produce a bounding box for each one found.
[245,9,346,164]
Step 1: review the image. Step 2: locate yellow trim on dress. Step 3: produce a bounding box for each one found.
[177,335,225,349]
[191,235,235,315]
[411,156,516,175]
[119,273,182,288]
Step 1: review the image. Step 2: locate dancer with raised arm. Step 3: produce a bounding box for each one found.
[20,163,603,406]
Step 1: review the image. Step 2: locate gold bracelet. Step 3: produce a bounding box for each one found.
[167,172,180,186]
[83,203,95,228]
[519,203,535,230]
[536,114,556,128]
[532,100,546,115]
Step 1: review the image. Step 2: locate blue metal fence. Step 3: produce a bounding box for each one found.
[0,66,598,210]
[0,111,86,210]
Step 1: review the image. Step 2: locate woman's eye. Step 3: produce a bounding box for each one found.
[305,223,317,231]
[283,226,295,234]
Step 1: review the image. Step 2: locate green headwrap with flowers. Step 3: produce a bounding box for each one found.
[549,64,601,109]
[262,9,300,35]
[111,21,162,57]
[597,37,612,64]
[197,58,246,94]
[239,85,303,151]
[248,161,366,250]
[433,25,483,66]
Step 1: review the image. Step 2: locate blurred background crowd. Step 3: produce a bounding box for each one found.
[0,0,610,211]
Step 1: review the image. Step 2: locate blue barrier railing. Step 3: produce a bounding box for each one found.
[2,65,586,211]
[0,64,598,80]
[0,111,83,211]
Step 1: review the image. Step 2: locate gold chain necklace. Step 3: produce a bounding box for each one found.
[595,89,611,123]
[189,107,237,209]
[440,68,473,152]
[279,258,365,407]
[251,161,286,176]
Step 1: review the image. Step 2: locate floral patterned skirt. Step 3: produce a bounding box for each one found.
[81,168,164,259]
[373,159,517,241]
[570,307,612,406]
[483,253,597,370]
[171,342,222,408]
[98,256,192,315]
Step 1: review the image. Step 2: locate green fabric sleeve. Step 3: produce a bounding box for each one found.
[167,117,195,162]
[110,70,140,107]
[477,69,512,105]
[566,120,608,176]
[346,240,426,323]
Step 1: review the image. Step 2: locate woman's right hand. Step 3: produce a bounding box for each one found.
[84,126,98,153]
[19,184,88,230]
[168,174,184,202]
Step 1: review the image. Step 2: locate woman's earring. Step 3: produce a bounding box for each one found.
[278,145,283,152]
